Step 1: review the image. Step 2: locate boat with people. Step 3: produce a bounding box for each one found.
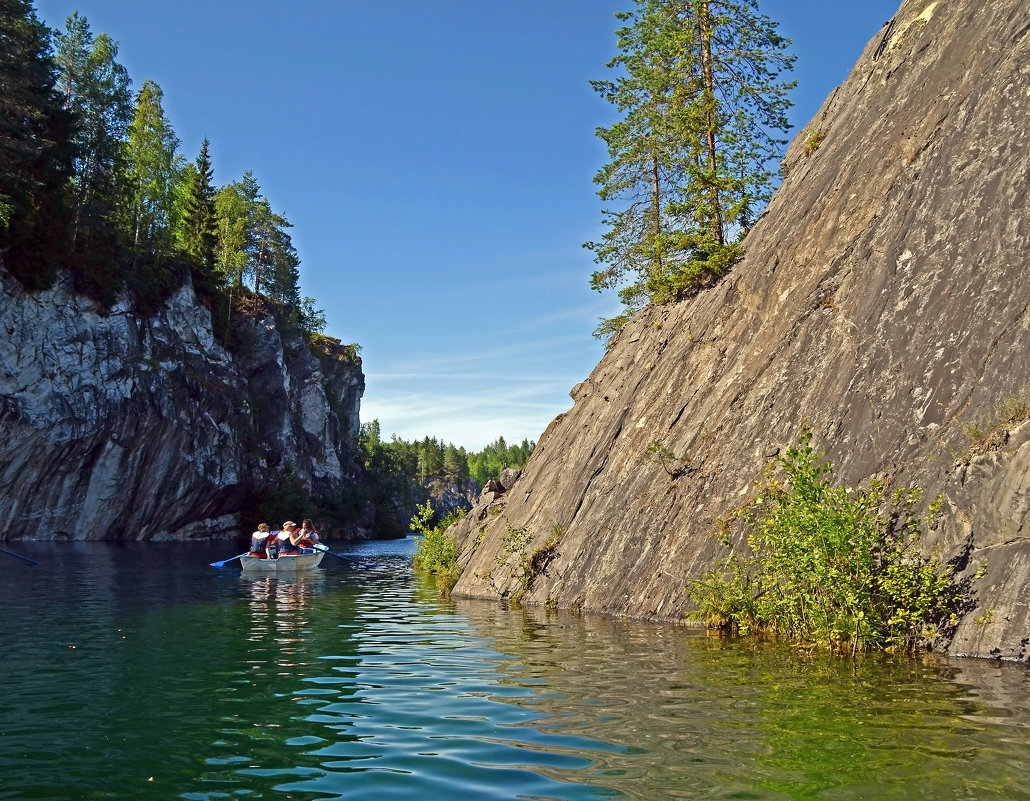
[210,518,328,571]
[239,549,325,573]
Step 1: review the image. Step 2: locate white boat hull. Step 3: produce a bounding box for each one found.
[240,551,325,573]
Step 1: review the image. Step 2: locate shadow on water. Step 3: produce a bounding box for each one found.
[1,539,1028,800]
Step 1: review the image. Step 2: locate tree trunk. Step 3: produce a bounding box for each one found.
[695,0,724,245]
[651,147,664,274]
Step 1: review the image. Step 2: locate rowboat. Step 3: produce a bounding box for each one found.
[240,550,325,573]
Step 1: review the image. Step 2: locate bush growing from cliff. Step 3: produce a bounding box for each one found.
[411,501,465,594]
[687,429,974,654]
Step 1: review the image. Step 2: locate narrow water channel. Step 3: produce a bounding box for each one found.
[0,538,1027,800]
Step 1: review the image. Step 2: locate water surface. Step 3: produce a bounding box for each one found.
[0,538,1027,800]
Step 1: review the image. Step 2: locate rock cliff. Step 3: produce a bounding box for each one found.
[0,268,363,541]
[451,0,1030,661]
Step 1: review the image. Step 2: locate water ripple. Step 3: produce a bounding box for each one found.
[1,540,1029,800]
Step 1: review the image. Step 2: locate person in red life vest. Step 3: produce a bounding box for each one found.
[297,518,320,549]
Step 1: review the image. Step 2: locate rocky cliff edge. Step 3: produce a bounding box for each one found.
[0,268,364,541]
[449,0,1030,661]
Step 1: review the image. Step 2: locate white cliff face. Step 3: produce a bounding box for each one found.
[0,269,363,541]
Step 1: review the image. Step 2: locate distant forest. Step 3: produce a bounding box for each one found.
[360,421,533,487]
[353,421,535,533]
[0,1,324,334]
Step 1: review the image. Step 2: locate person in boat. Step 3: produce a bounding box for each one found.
[273,520,303,557]
[250,523,272,558]
[297,518,320,548]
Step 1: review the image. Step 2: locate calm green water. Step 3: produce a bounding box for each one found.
[0,538,1028,800]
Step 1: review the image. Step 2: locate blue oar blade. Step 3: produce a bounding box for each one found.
[210,552,248,568]
[0,546,40,566]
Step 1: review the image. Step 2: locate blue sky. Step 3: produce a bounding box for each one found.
[32,0,901,450]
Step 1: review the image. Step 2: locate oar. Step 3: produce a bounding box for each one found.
[210,551,249,568]
[0,546,40,566]
[313,543,355,561]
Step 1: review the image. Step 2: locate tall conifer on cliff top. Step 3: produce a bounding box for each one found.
[586,0,794,338]
[0,0,73,286]
[181,137,218,280]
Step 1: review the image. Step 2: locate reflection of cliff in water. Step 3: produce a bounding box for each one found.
[455,601,1030,800]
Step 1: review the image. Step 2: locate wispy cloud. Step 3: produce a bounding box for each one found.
[361,369,579,449]
[356,293,616,448]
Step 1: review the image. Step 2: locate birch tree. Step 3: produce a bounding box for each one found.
[53,13,132,248]
[122,79,181,266]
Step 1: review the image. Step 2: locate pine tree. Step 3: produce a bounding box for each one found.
[586,0,794,335]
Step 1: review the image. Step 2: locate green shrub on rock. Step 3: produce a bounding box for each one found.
[411,501,465,594]
[687,429,976,654]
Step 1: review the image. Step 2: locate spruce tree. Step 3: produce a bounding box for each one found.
[586,0,794,337]
[0,0,74,287]
[181,137,218,281]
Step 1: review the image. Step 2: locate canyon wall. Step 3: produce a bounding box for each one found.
[451,0,1030,661]
[0,269,363,541]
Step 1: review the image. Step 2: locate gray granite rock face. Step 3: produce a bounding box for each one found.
[0,271,363,541]
[451,0,1030,660]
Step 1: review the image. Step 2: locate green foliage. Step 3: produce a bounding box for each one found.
[178,138,218,281]
[122,78,183,266]
[586,0,794,326]
[643,240,742,304]
[528,525,565,579]
[2,4,331,335]
[210,170,318,336]
[354,420,419,537]
[644,438,680,477]
[299,296,327,334]
[593,310,634,347]
[55,14,133,260]
[467,436,535,485]
[0,0,74,288]
[355,425,534,538]
[485,522,564,604]
[493,523,534,600]
[411,501,466,594]
[804,127,826,156]
[687,429,971,654]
